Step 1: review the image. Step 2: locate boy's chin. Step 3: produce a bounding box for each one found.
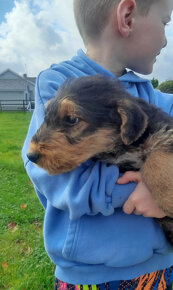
[134,65,154,76]
[128,61,154,76]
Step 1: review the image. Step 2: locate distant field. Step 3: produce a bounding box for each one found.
[0,112,54,289]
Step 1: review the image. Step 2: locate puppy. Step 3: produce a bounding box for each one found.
[27,75,173,244]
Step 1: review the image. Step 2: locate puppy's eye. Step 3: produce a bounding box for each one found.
[64,115,80,125]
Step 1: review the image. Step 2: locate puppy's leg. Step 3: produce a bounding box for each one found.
[141,151,173,218]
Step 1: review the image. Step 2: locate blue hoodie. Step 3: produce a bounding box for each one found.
[22,50,173,285]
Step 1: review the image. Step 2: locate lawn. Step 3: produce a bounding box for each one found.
[0,112,54,290]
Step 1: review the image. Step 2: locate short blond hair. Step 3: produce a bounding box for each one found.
[73,0,157,44]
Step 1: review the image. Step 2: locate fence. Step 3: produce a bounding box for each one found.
[0,100,35,111]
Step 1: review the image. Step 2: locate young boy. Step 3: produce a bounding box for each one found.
[22,0,173,289]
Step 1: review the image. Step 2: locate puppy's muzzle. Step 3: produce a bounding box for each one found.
[27,152,40,164]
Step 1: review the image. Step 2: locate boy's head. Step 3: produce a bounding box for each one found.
[73,0,173,75]
[73,0,156,45]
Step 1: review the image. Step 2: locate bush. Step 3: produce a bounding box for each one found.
[157,80,173,94]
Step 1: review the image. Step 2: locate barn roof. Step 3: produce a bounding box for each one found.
[0,69,36,92]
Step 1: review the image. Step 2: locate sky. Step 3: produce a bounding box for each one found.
[0,0,173,83]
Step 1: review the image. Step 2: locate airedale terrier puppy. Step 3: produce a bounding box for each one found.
[27,75,173,243]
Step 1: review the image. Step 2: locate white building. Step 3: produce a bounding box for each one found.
[0,69,36,111]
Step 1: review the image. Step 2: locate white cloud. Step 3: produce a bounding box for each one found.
[0,0,172,83]
[0,0,84,76]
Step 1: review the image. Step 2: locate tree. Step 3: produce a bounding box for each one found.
[158,80,173,94]
[151,78,159,89]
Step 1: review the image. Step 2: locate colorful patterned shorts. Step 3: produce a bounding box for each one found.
[55,266,173,290]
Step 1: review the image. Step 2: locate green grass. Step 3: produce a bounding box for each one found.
[0,112,54,290]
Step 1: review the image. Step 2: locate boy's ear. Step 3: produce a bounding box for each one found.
[117,99,148,145]
[117,0,136,37]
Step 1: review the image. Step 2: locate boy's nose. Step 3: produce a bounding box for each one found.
[27,152,40,163]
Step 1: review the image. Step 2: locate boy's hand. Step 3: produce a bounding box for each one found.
[117,171,166,218]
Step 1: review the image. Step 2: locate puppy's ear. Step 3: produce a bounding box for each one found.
[117,99,148,145]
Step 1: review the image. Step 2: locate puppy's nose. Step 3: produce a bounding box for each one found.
[27,152,40,163]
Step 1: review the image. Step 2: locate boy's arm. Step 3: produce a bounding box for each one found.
[22,70,136,220]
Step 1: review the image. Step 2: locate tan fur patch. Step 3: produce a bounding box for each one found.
[28,128,116,175]
[117,99,148,145]
[117,106,128,144]
[59,99,77,119]
[141,150,173,217]
[27,142,40,155]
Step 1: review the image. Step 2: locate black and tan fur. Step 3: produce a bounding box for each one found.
[27,75,173,244]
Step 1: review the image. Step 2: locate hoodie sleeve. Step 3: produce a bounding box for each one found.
[22,69,136,220]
